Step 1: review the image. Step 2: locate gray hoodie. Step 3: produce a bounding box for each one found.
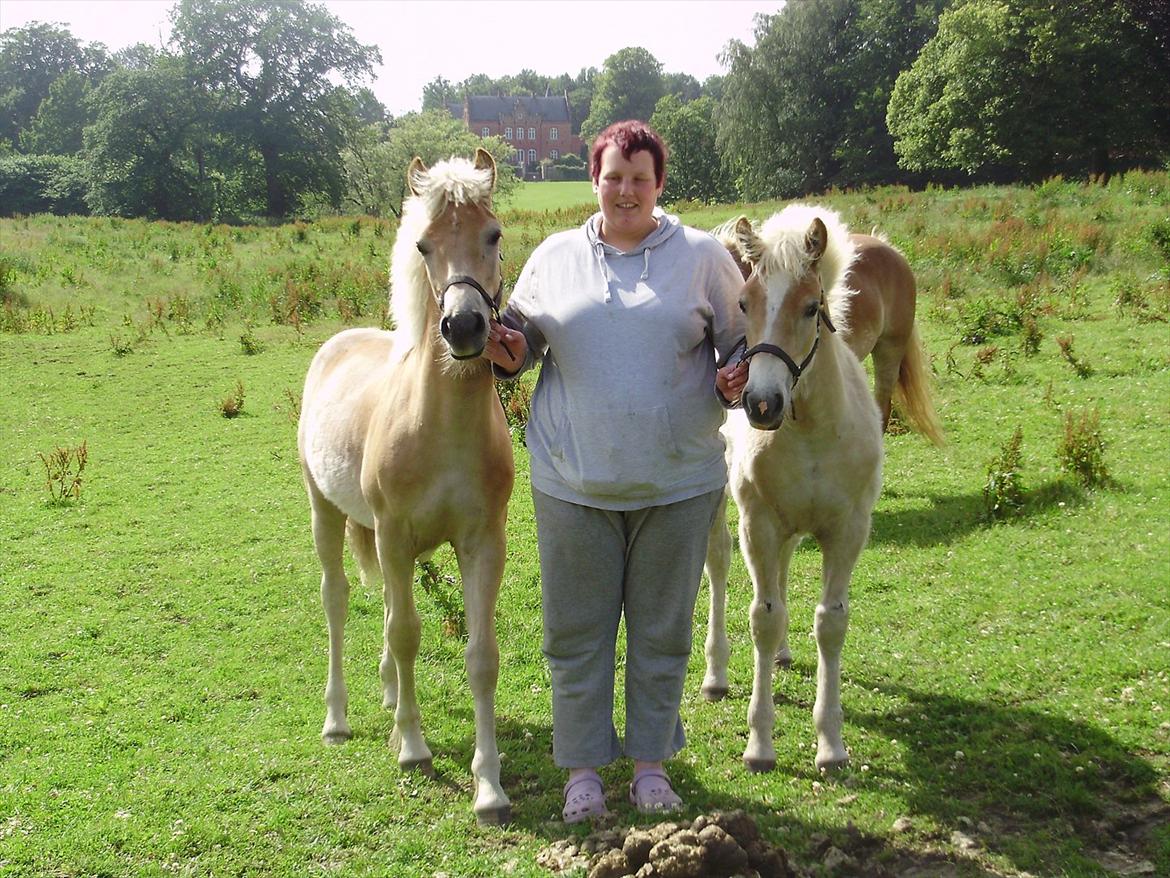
[498,210,744,510]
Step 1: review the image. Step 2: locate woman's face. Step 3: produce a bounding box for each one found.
[593,145,664,248]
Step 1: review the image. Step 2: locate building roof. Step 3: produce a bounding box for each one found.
[448,95,572,124]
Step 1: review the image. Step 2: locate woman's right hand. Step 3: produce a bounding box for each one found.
[484,320,528,372]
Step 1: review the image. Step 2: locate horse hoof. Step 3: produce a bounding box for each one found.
[322,729,351,745]
[775,656,792,670]
[743,756,776,773]
[816,756,849,772]
[701,685,729,702]
[401,757,435,777]
[476,805,512,827]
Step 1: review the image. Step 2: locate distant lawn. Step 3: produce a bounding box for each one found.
[499,180,595,212]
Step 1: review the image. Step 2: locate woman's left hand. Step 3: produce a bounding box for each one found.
[716,361,748,404]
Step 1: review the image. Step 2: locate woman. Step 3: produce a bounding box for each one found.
[483,121,748,822]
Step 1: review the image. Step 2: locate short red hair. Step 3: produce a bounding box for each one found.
[589,120,668,187]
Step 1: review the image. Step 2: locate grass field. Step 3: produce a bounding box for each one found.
[498,180,596,212]
[1,173,1168,877]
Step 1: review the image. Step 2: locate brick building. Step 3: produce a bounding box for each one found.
[447,95,583,179]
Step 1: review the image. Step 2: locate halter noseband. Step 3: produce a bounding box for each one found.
[438,274,515,362]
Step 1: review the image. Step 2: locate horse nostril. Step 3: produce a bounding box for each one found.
[440,315,452,338]
[471,312,485,335]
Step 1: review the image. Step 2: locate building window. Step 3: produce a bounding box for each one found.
[515,127,523,141]
[505,127,512,139]
[513,149,521,163]
[481,126,489,136]
[528,148,537,163]
[550,149,559,160]
[550,127,559,140]
[528,127,536,140]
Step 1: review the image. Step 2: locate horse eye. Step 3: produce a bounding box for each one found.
[416,240,431,256]
[738,297,747,314]
[487,229,502,247]
[804,302,819,318]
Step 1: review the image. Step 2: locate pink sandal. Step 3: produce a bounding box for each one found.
[563,771,609,824]
[629,768,683,814]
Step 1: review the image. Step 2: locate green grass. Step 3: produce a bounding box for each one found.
[498,180,595,212]
[1,172,1168,877]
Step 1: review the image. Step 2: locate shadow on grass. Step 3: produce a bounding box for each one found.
[431,676,1167,876]
[871,478,1090,546]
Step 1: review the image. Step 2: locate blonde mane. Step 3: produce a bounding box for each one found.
[389,156,496,349]
[756,203,857,306]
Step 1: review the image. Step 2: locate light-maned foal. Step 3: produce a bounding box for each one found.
[297,149,514,824]
[703,206,883,772]
[713,210,942,445]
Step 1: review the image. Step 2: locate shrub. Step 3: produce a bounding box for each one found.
[416,560,465,639]
[1055,335,1092,378]
[0,154,89,216]
[220,380,246,418]
[1058,408,1108,487]
[38,441,88,504]
[240,325,265,355]
[983,427,1025,519]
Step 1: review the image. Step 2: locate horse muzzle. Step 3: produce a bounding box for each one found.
[439,309,488,359]
[743,389,786,431]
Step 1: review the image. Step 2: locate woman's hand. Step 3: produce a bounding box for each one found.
[484,320,528,372]
[716,360,748,405]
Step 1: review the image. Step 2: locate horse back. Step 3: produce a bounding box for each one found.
[846,235,917,348]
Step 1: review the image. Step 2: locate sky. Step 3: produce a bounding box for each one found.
[0,0,781,117]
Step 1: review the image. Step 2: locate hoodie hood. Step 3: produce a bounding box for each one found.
[585,208,682,302]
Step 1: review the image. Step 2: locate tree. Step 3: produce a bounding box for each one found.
[888,0,1169,180]
[422,75,457,112]
[717,0,945,200]
[19,71,93,155]
[171,0,381,217]
[341,110,517,218]
[580,47,664,144]
[662,72,701,102]
[650,95,734,204]
[84,57,214,219]
[717,4,846,200]
[0,22,111,151]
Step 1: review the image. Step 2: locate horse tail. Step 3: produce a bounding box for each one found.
[346,520,382,588]
[894,324,945,446]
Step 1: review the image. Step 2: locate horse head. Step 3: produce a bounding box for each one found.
[395,148,503,362]
[733,208,848,431]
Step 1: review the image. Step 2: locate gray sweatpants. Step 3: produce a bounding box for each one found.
[533,487,724,768]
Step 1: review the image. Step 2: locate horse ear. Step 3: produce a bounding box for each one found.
[805,217,828,261]
[406,156,428,197]
[474,148,497,190]
[733,215,764,267]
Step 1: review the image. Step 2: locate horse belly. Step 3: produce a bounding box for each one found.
[299,328,398,530]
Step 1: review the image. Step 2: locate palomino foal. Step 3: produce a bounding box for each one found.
[703,206,883,772]
[713,210,942,445]
[298,149,514,824]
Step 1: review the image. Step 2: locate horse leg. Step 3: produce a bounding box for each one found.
[812,519,868,770]
[870,341,903,432]
[701,490,732,701]
[742,512,797,772]
[345,521,396,709]
[454,532,511,826]
[376,529,433,773]
[773,535,798,670]
[308,480,351,743]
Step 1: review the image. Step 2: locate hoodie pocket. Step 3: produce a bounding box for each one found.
[558,402,680,496]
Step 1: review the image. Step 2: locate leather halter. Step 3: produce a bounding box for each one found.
[718,302,836,388]
[438,274,515,362]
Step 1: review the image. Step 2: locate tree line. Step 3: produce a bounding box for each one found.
[2,0,1167,222]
